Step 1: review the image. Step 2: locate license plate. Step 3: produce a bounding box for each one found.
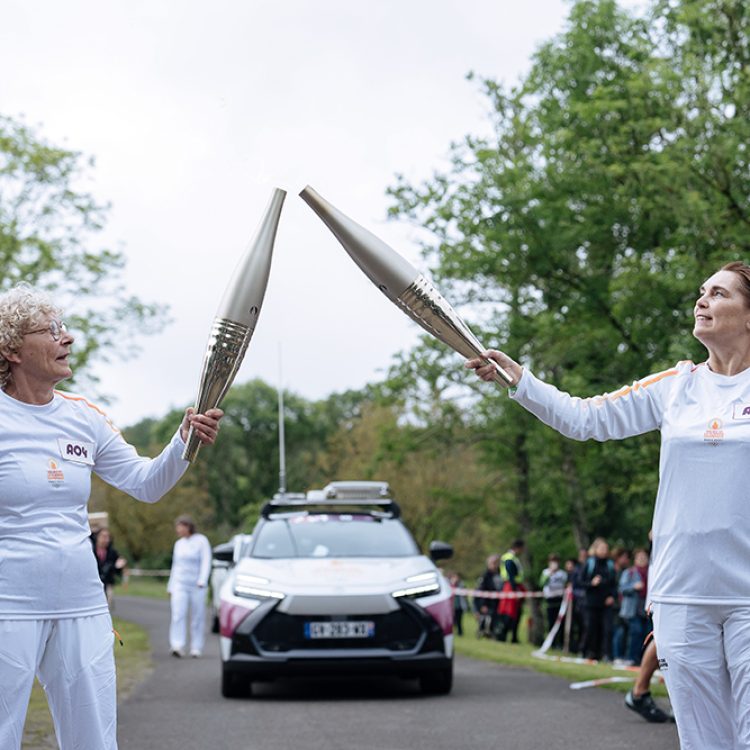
[304,621,375,639]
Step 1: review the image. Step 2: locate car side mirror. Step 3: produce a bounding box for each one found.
[429,540,453,561]
[212,542,234,564]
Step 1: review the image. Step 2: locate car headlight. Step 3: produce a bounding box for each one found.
[234,573,285,601]
[392,572,441,599]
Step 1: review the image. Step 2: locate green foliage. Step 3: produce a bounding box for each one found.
[387,0,750,574]
[121,577,170,600]
[82,0,750,586]
[94,380,373,564]
[0,114,167,391]
[317,397,509,576]
[92,467,212,567]
[202,379,370,527]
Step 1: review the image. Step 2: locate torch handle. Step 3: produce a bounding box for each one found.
[487,359,515,387]
[182,426,202,463]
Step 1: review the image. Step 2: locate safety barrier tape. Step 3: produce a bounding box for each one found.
[452,586,545,599]
[533,650,664,683]
[533,651,602,666]
[569,676,632,690]
[535,587,573,654]
[128,569,171,577]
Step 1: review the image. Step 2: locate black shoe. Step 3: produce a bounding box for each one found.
[625,690,670,723]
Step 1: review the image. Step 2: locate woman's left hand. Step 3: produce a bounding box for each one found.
[180,407,224,445]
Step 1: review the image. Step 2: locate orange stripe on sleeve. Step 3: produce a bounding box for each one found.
[606,368,679,403]
[55,391,121,433]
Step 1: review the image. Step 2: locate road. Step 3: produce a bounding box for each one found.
[116,596,679,750]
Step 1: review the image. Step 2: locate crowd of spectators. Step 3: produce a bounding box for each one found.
[451,537,652,666]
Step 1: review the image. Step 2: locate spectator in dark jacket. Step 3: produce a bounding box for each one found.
[581,537,618,661]
[474,554,502,638]
[611,547,632,663]
[91,528,127,607]
[619,548,651,665]
[447,571,469,636]
[568,548,588,655]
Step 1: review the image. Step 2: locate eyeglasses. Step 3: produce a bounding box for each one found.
[24,320,68,342]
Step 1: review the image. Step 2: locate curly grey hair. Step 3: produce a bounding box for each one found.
[0,285,62,389]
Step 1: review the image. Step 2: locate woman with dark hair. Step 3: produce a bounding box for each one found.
[167,514,212,657]
[91,528,127,607]
[467,262,750,748]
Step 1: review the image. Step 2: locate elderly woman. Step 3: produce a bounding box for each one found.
[0,285,223,750]
[467,261,750,749]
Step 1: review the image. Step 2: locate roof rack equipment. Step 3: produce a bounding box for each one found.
[260,481,400,519]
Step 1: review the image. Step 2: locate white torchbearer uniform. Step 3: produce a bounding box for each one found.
[0,388,189,750]
[167,533,212,655]
[510,361,750,749]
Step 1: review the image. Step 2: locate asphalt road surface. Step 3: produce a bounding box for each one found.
[116,596,679,750]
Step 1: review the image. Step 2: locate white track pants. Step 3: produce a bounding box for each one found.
[0,614,116,750]
[169,586,206,654]
[653,602,750,750]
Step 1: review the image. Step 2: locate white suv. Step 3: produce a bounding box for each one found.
[210,533,253,633]
[218,481,454,698]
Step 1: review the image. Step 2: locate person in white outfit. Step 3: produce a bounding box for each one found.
[0,284,223,750]
[167,515,212,657]
[467,261,750,750]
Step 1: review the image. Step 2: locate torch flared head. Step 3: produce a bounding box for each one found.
[300,186,418,302]
[301,187,513,387]
[183,188,286,463]
[217,187,286,326]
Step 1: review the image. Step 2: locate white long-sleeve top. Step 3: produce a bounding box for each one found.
[0,388,189,619]
[167,534,212,592]
[511,361,750,605]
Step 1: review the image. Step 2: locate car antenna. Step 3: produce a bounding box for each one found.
[277,342,287,498]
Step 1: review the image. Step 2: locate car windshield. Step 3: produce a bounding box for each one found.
[235,535,253,560]
[251,514,420,559]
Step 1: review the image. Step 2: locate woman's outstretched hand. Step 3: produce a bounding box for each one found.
[180,407,224,445]
[465,350,523,387]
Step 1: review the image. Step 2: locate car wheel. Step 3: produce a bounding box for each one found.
[419,664,453,696]
[221,666,252,698]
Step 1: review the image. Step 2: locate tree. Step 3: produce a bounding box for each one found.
[315,383,511,577]
[0,114,166,388]
[387,0,750,564]
[94,379,375,560]
[90,472,212,568]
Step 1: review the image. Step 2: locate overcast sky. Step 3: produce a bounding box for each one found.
[2,1,641,428]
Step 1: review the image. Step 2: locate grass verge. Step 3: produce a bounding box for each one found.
[22,616,152,749]
[454,622,667,697]
[117,576,170,600]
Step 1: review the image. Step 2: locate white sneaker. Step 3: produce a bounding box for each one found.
[170,648,185,658]
[190,650,201,658]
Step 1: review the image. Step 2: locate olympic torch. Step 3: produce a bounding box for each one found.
[183,188,286,461]
[299,186,513,385]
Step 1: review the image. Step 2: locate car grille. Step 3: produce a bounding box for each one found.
[251,609,423,653]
